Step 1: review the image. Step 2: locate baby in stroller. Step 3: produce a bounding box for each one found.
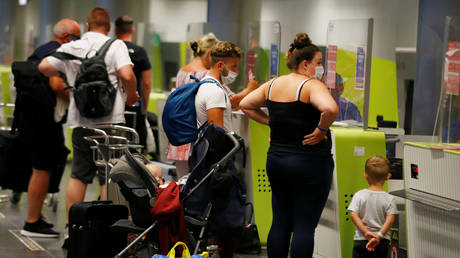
[145,163,165,186]
[110,124,246,257]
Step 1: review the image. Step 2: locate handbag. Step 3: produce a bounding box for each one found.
[152,241,210,258]
[235,202,262,254]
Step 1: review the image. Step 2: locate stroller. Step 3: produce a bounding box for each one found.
[109,123,245,257]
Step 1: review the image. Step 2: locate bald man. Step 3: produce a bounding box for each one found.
[19,18,80,238]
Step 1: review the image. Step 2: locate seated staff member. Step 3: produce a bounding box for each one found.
[240,32,338,258]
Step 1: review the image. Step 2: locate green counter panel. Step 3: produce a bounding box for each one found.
[248,119,271,245]
[147,92,167,115]
[332,127,386,258]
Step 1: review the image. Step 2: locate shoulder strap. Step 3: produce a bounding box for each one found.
[97,38,117,58]
[296,78,312,101]
[267,78,277,100]
[51,52,82,61]
[189,74,201,83]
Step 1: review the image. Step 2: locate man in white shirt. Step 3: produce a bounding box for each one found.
[39,7,138,245]
[195,41,259,257]
[196,41,257,131]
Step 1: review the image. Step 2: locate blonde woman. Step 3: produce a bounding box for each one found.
[167,33,219,178]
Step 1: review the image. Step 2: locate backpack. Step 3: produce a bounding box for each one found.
[11,59,57,125]
[51,38,117,118]
[162,76,221,146]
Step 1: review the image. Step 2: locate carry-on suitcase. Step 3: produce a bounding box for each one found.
[68,200,129,258]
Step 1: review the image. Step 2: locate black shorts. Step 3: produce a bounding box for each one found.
[71,127,105,185]
[19,115,66,171]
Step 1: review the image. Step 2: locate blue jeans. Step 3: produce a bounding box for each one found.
[266,152,334,258]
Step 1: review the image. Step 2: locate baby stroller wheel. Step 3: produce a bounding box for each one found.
[10,191,22,204]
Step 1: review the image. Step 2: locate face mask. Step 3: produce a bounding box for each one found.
[314,65,324,80]
[221,64,239,85]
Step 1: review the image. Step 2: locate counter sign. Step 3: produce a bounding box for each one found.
[355,47,365,90]
[327,45,337,89]
[445,41,460,95]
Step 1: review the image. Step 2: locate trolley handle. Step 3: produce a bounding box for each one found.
[93,125,140,144]
[82,127,109,144]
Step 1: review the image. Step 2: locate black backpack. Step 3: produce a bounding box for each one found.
[11,59,57,125]
[51,38,117,118]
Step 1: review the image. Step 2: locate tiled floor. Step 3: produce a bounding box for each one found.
[0,163,268,258]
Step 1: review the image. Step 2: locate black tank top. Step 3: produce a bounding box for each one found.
[266,78,332,156]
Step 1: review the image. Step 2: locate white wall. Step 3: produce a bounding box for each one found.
[149,0,208,42]
[261,0,419,60]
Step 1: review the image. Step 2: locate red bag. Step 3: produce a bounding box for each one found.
[151,182,188,254]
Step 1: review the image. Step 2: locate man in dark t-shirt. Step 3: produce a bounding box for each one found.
[115,15,152,150]
[18,18,80,238]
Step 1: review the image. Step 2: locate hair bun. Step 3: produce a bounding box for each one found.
[189,40,199,53]
[293,32,312,49]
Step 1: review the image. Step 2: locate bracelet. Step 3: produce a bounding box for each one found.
[376,231,384,239]
[317,126,328,132]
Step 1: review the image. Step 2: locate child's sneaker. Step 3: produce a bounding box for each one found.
[20,221,59,238]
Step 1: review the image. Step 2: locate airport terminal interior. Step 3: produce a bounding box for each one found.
[1,0,460,257]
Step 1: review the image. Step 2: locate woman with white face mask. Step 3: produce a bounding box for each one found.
[240,32,338,258]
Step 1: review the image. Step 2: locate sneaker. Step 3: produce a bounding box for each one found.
[20,221,59,238]
[38,215,54,228]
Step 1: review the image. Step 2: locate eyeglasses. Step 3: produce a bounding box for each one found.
[69,34,80,41]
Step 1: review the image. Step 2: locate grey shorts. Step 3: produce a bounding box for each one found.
[71,127,105,185]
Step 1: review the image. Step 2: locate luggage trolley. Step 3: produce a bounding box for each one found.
[83,125,143,201]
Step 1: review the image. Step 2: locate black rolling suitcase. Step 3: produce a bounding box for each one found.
[68,200,129,258]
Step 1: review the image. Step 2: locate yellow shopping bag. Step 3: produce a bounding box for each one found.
[152,242,209,258]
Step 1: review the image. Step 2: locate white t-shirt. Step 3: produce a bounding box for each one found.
[348,189,397,240]
[46,32,133,128]
[195,75,232,131]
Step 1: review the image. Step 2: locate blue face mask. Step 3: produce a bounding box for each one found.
[69,34,80,41]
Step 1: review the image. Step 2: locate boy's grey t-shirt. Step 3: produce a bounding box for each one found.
[348,189,397,240]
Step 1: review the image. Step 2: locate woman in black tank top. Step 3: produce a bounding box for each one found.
[240,33,338,258]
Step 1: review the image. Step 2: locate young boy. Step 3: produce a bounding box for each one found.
[348,155,397,258]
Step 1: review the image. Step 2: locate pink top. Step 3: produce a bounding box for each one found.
[175,69,209,88]
[167,69,209,161]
